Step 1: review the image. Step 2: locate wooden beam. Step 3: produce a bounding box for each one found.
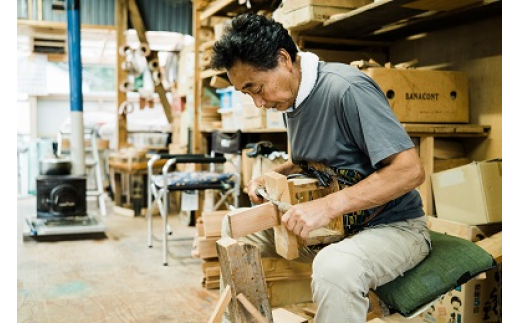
[17,19,117,30]
[202,210,229,237]
[228,204,280,239]
[476,231,502,263]
[37,0,42,21]
[265,172,300,260]
[272,308,308,323]
[115,0,128,150]
[127,0,173,124]
[419,136,434,215]
[193,2,202,153]
[216,237,273,323]
[236,294,269,323]
[207,285,232,323]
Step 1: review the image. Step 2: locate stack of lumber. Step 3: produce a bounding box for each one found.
[200,106,221,131]
[192,210,228,290]
[193,208,314,307]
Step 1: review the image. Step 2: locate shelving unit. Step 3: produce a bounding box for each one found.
[294,0,502,41]
[190,0,502,214]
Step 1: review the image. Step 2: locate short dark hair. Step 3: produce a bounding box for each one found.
[211,13,298,71]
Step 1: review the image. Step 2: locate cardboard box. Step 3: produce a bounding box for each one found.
[363,68,469,123]
[426,216,502,242]
[241,116,266,130]
[252,155,288,179]
[431,159,502,225]
[420,266,502,323]
[216,86,254,111]
[266,109,286,129]
[242,105,264,118]
[219,109,241,130]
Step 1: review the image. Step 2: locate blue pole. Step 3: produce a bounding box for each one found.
[66,0,85,174]
[66,0,83,113]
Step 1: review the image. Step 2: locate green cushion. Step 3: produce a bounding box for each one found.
[375,230,496,317]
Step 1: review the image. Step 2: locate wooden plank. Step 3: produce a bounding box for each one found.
[419,136,434,215]
[434,158,471,173]
[228,204,280,239]
[298,35,391,47]
[290,178,323,193]
[456,125,485,133]
[433,126,455,134]
[200,0,234,21]
[402,123,491,136]
[301,0,422,38]
[128,0,173,124]
[476,231,502,263]
[236,293,269,323]
[305,227,344,246]
[302,304,317,317]
[272,308,308,323]
[216,237,274,323]
[205,266,221,278]
[202,259,220,272]
[202,210,229,237]
[201,68,226,79]
[265,172,300,261]
[197,236,219,259]
[116,0,128,150]
[367,291,382,320]
[193,5,202,153]
[155,82,174,123]
[208,285,232,323]
[262,257,312,280]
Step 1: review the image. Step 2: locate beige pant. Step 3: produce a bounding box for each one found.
[220,214,431,323]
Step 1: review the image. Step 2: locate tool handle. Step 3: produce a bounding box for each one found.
[255,187,292,213]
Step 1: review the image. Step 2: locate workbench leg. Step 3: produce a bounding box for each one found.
[419,136,434,215]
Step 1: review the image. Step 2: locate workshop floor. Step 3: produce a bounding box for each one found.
[17,195,220,323]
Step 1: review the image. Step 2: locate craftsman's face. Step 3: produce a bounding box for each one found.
[227,50,299,112]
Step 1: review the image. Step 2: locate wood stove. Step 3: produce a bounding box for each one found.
[36,175,87,219]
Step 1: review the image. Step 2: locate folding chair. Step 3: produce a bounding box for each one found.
[146,130,242,265]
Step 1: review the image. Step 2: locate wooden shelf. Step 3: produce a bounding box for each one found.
[403,123,491,137]
[298,0,502,42]
[199,0,276,21]
[201,128,287,134]
[201,69,226,79]
[200,0,234,21]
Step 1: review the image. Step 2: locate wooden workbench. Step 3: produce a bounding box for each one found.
[108,149,167,217]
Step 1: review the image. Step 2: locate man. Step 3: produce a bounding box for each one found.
[211,13,431,322]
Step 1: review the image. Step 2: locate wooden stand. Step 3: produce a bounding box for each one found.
[208,237,308,323]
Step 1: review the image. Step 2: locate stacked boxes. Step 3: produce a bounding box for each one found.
[194,209,313,308]
[431,159,502,225]
[422,216,502,323]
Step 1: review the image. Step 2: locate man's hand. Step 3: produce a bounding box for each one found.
[281,198,336,240]
[246,176,266,205]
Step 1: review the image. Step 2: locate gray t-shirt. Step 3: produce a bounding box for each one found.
[285,62,424,226]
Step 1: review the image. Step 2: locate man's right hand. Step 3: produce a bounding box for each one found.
[247,176,267,205]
